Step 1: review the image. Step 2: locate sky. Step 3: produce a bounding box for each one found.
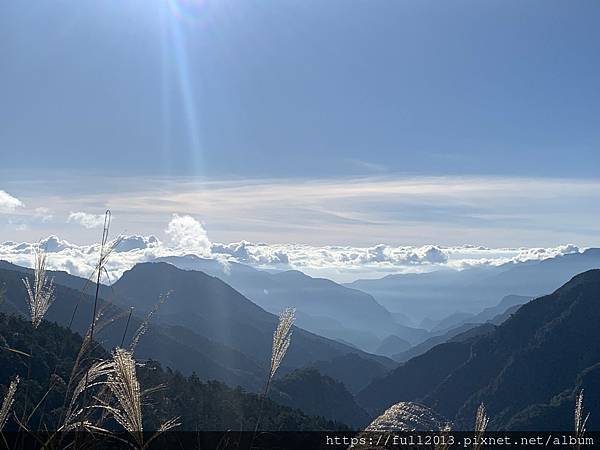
[1,0,600,279]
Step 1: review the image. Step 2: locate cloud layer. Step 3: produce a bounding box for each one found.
[0,215,583,284]
[0,175,594,283]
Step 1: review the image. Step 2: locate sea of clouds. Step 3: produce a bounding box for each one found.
[0,214,583,284]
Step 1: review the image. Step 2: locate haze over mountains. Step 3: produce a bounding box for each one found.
[3,0,600,436]
[2,243,600,430]
[0,261,391,388]
[153,254,420,351]
[348,248,600,322]
[357,269,600,430]
[3,242,600,356]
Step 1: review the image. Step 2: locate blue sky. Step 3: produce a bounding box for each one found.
[1,0,600,247]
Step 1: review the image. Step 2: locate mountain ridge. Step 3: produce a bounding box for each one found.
[357,269,600,430]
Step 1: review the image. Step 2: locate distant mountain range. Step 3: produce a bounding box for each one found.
[111,262,393,369]
[374,335,411,358]
[392,295,531,362]
[153,254,425,351]
[4,253,600,431]
[357,269,600,430]
[0,261,264,390]
[0,261,393,395]
[347,248,600,322]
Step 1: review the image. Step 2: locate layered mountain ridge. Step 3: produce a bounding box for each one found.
[358,269,600,430]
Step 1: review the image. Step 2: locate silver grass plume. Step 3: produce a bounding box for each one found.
[60,359,115,431]
[253,307,296,434]
[269,307,295,380]
[0,376,19,431]
[473,403,489,450]
[574,390,589,450]
[22,249,55,328]
[101,348,179,449]
[106,348,143,445]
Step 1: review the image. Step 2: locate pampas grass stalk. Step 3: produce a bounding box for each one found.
[22,248,55,329]
[473,403,489,450]
[574,390,589,450]
[60,358,115,431]
[254,307,295,433]
[77,211,123,437]
[19,247,55,435]
[0,376,20,450]
[105,348,144,446]
[269,307,295,381]
[121,307,134,348]
[58,305,127,446]
[97,347,179,449]
[88,210,113,358]
[0,376,19,431]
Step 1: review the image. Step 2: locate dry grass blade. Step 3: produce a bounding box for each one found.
[63,304,126,405]
[58,304,127,433]
[22,249,55,328]
[144,417,181,450]
[269,307,295,380]
[2,346,30,358]
[574,390,589,450]
[83,235,125,293]
[129,293,169,353]
[157,416,180,433]
[60,359,114,431]
[66,234,123,331]
[473,403,489,450]
[0,376,19,431]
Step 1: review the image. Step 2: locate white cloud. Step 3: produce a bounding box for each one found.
[165,214,211,256]
[0,190,24,212]
[33,207,53,223]
[212,241,290,265]
[513,244,580,262]
[0,224,585,284]
[67,212,105,229]
[115,235,160,252]
[40,235,73,252]
[0,175,595,282]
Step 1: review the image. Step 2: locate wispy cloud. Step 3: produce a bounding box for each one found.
[84,175,600,247]
[67,211,105,229]
[33,207,53,223]
[3,175,600,248]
